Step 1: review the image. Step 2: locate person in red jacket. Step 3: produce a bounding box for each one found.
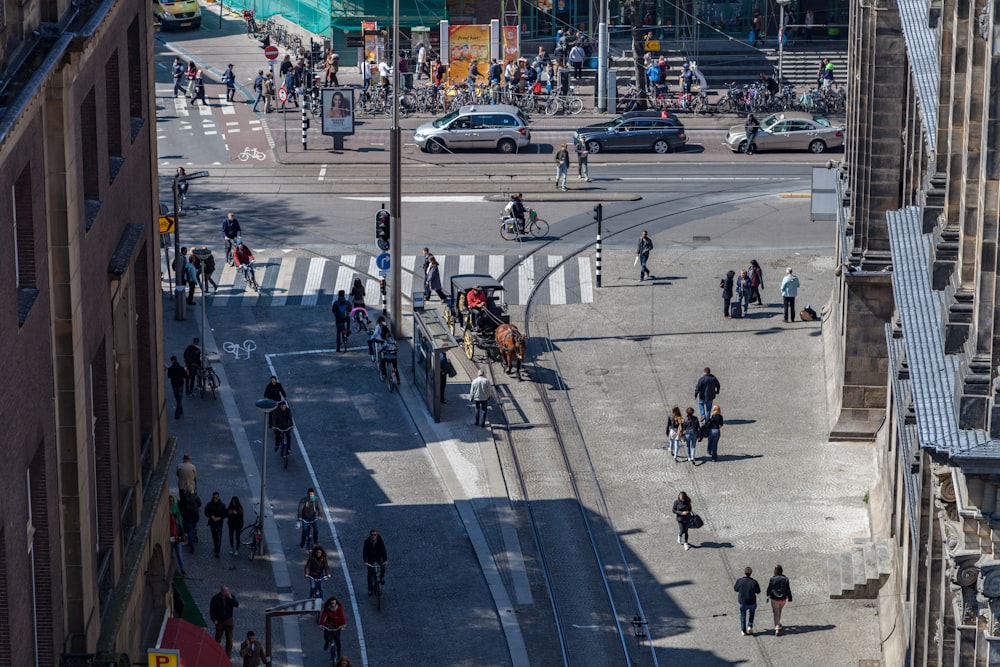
[318,596,347,658]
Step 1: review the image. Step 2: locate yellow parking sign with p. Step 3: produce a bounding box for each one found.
[147,648,179,667]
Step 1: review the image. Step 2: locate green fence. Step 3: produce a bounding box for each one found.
[228,0,333,34]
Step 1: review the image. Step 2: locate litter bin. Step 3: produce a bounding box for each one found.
[402,72,414,90]
[559,69,571,95]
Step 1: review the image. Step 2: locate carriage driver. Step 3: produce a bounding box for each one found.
[503,193,528,233]
[466,285,488,330]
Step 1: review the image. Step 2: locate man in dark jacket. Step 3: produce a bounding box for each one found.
[178,492,201,553]
[167,356,186,419]
[734,566,761,636]
[636,230,653,281]
[204,492,227,558]
[332,290,351,352]
[363,529,389,594]
[210,585,240,655]
[694,367,721,420]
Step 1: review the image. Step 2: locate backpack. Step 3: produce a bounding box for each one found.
[332,300,349,320]
[647,64,661,83]
[183,344,200,365]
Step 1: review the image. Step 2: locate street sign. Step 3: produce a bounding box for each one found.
[159,214,175,235]
[379,269,389,278]
[278,86,288,103]
[376,252,391,270]
[264,45,279,60]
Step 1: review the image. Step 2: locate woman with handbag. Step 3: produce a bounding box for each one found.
[667,406,683,462]
[672,491,693,550]
[706,404,725,462]
[682,407,700,463]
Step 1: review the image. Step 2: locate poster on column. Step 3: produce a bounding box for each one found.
[321,88,355,136]
[447,25,491,85]
[502,25,519,64]
[362,21,380,63]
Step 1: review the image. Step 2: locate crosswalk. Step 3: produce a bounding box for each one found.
[193,251,594,308]
[156,87,263,141]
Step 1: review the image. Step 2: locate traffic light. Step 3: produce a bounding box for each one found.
[375,209,390,250]
[379,278,387,295]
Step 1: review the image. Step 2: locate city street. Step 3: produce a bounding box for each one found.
[155,10,880,667]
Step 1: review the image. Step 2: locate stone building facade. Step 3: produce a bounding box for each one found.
[834,0,1000,663]
[0,0,173,665]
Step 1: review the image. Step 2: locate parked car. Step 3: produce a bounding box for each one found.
[573,112,687,154]
[724,111,844,154]
[153,0,202,29]
[414,104,531,154]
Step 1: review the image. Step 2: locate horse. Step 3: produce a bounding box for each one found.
[495,323,526,379]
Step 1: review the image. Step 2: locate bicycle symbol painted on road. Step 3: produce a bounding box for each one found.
[237,147,266,162]
[223,339,257,360]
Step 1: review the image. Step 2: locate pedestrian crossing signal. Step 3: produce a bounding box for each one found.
[375,209,390,250]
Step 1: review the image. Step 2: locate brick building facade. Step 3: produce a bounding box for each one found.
[0,0,173,665]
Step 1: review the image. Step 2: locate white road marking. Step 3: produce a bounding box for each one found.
[343,195,486,203]
[301,257,326,306]
[272,256,296,307]
[489,255,504,280]
[548,255,566,305]
[459,254,475,275]
[318,164,327,181]
[518,257,534,303]
[335,255,356,294]
[578,256,593,303]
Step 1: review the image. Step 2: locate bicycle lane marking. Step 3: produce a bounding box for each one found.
[222,93,273,165]
[264,348,371,667]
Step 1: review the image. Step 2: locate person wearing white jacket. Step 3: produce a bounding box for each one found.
[780,267,801,322]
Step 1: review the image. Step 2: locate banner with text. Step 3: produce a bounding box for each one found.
[502,25,520,63]
[448,24,491,84]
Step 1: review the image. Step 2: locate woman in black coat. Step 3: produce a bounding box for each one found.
[721,270,735,317]
[672,491,693,550]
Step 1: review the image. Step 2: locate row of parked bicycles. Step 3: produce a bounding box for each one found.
[353,81,586,117]
[614,80,847,115]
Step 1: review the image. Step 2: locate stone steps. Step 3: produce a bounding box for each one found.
[828,537,892,599]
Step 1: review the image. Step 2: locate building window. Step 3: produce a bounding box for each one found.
[27,447,52,667]
[127,19,145,140]
[12,164,37,325]
[105,51,124,183]
[81,88,101,228]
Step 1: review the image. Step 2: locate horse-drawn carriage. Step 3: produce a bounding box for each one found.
[443,274,527,377]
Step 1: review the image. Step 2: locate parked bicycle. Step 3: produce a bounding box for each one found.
[238,504,263,561]
[196,365,220,400]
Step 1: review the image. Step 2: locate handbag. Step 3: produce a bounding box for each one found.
[698,422,710,441]
[688,514,704,529]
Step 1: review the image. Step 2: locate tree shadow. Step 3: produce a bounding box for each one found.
[775,623,836,636]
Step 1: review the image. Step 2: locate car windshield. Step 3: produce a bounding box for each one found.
[760,116,781,131]
[812,116,832,127]
[433,110,461,128]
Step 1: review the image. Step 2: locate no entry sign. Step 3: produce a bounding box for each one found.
[264,45,279,60]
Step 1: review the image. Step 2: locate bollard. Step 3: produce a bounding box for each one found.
[301,104,308,150]
[594,204,603,288]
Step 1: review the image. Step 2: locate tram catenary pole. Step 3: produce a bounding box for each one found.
[594,204,603,288]
[389,0,403,338]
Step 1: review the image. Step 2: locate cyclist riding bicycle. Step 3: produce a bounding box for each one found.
[297,488,323,548]
[305,545,330,598]
[362,529,388,595]
[379,335,399,380]
[272,400,294,453]
[503,193,528,233]
[232,238,256,280]
[222,213,242,265]
[368,316,390,361]
[332,290,351,353]
[465,285,488,331]
[264,375,287,425]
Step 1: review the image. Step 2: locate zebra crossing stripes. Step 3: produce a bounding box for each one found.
[204,252,594,307]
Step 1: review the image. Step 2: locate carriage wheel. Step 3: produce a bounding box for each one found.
[444,308,455,336]
[463,330,475,360]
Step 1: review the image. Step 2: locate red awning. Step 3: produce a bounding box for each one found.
[159,617,234,667]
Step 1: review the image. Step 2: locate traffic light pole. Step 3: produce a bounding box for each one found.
[389,0,403,338]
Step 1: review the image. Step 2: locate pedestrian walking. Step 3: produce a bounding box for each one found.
[705,404,724,461]
[439,351,455,403]
[222,64,236,102]
[682,407,699,463]
[735,269,752,316]
[201,247,218,292]
[470,369,492,426]
[192,70,207,106]
[667,405,683,461]
[239,630,265,666]
[636,230,653,281]
[251,70,265,111]
[176,453,197,497]
[554,143,570,190]
[721,270,735,318]
[748,259,764,306]
[262,72,276,113]
[780,267,800,322]
[227,496,244,555]
[568,43,585,79]
[694,368,721,421]
[766,564,793,635]
[210,585,240,656]
[319,596,347,659]
[185,253,199,305]
[744,113,760,155]
[326,49,341,86]
[178,490,201,553]
[168,497,187,575]
[167,356,186,419]
[672,491,693,550]
[734,567,761,636]
[575,139,591,182]
[425,256,448,302]
[172,57,186,97]
[185,61,197,99]
[204,491,227,558]
[416,42,427,79]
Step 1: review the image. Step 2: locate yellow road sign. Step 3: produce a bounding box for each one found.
[159,214,175,235]
[644,40,660,52]
[147,648,179,667]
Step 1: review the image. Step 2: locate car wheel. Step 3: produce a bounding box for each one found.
[586,140,602,154]
[497,138,516,154]
[652,139,672,154]
[808,139,827,154]
[737,140,748,154]
[426,139,445,154]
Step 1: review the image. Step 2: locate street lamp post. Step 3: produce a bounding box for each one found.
[255,398,278,555]
[776,0,791,83]
[171,170,210,321]
[192,247,212,365]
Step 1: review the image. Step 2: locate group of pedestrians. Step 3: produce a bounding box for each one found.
[721,261,801,322]
[553,141,591,189]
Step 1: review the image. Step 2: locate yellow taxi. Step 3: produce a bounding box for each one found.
[153,0,202,30]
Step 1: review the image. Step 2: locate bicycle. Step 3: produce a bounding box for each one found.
[499,208,549,241]
[243,9,258,36]
[224,237,236,266]
[366,562,384,610]
[238,505,263,561]
[197,365,220,400]
[273,426,292,468]
[301,519,318,551]
[306,573,330,599]
[240,263,261,294]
